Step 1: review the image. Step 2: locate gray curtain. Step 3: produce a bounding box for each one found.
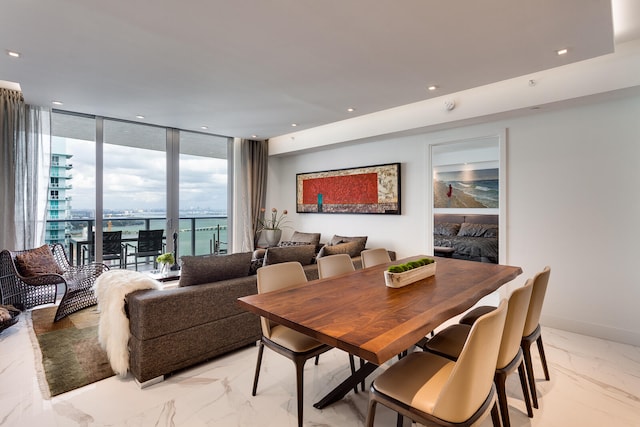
[237,139,268,252]
[0,88,51,250]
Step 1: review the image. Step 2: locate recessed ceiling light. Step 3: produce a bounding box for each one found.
[7,50,21,58]
[136,115,145,119]
[51,101,63,106]
[427,85,438,91]
[347,107,355,112]
[251,134,258,138]
[291,123,298,127]
[200,126,208,130]
[556,48,568,55]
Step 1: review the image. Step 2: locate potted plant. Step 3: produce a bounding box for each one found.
[384,257,437,288]
[258,208,290,246]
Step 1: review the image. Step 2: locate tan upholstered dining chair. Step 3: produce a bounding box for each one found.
[252,261,332,427]
[460,266,551,409]
[316,253,363,392]
[365,299,508,427]
[360,248,391,268]
[424,279,534,427]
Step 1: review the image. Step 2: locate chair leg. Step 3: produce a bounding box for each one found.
[360,358,365,391]
[536,335,550,381]
[522,342,538,409]
[495,372,510,427]
[518,360,534,418]
[315,354,320,365]
[365,399,377,427]
[490,401,501,427]
[295,359,305,427]
[252,341,265,396]
[396,413,404,427]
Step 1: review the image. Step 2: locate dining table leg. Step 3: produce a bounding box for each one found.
[313,361,379,409]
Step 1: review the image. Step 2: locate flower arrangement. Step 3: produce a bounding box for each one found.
[258,207,290,231]
[156,253,175,266]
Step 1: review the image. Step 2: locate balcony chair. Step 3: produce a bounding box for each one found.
[360,247,391,268]
[0,243,109,321]
[83,231,125,268]
[252,261,332,427]
[424,279,535,427]
[365,300,508,427]
[316,253,364,392]
[125,229,164,270]
[459,266,551,408]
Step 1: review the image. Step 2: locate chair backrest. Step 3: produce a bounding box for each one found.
[360,248,391,268]
[317,253,355,279]
[256,261,308,338]
[433,299,508,422]
[523,266,551,337]
[137,229,164,252]
[496,279,534,369]
[102,231,123,256]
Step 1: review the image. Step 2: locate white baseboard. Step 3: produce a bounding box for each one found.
[541,314,640,347]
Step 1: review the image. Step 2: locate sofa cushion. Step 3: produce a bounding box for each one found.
[457,222,499,238]
[318,240,363,258]
[179,252,252,287]
[290,231,322,252]
[15,245,63,276]
[434,222,461,237]
[328,235,367,253]
[264,245,316,266]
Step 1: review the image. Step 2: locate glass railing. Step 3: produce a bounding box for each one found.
[45,216,228,268]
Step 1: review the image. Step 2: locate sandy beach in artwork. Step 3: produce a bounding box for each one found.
[433,180,487,208]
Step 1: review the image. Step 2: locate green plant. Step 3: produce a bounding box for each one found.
[258,207,290,231]
[156,253,175,265]
[387,258,434,273]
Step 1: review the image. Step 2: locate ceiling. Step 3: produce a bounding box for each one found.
[1,0,637,140]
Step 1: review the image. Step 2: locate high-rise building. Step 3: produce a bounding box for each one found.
[45,141,73,245]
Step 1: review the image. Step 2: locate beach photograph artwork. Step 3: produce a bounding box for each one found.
[434,168,499,209]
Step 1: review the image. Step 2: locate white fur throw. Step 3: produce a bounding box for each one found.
[93,270,161,376]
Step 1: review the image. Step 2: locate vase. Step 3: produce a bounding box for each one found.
[263,229,282,247]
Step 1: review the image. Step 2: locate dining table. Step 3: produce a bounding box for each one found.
[237,255,522,408]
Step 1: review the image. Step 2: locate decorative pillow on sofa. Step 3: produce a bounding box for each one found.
[290,231,322,252]
[179,252,253,287]
[434,222,461,237]
[317,240,363,258]
[263,245,316,266]
[457,222,499,238]
[328,235,367,253]
[15,245,63,276]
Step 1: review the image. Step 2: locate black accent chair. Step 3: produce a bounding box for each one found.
[125,229,164,270]
[0,243,109,321]
[83,231,125,268]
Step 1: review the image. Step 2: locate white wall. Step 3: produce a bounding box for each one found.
[265,93,640,346]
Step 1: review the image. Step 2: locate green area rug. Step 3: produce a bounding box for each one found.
[30,305,114,397]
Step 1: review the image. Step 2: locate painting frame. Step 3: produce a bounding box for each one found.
[296,163,401,214]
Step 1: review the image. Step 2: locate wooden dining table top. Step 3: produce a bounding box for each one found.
[238,255,522,365]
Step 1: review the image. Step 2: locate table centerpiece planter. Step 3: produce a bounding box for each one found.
[384,258,437,288]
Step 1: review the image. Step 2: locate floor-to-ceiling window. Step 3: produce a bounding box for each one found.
[49,111,231,267]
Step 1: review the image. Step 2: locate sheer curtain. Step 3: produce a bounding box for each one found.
[0,88,51,250]
[233,138,268,252]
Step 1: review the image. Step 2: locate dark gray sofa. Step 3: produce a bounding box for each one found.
[124,243,379,385]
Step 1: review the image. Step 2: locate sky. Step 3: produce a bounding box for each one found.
[54,137,228,213]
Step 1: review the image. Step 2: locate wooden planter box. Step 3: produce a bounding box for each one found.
[384,262,437,288]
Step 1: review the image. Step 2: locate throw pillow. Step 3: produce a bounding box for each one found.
[290,231,322,252]
[317,240,362,258]
[263,245,316,266]
[434,222,461,237]
[328,235,367,254]
[179,252,252,287]
[458,223,498,238]
[15,245,63,276]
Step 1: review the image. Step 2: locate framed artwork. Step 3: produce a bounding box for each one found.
[433,167,499,209]
[296,163,401,214]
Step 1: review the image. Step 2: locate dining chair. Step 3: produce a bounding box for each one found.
[252,261,332,427]
[424,279,534,427]
[366,299,508,427]
[360,248,391,268]
[125,229,164,270]
[459,266,551,409]
[316,254,363,392]
[83,231,124,268]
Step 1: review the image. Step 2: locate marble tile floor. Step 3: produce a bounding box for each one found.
[1,311,639,427]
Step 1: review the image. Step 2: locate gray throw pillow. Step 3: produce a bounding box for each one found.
[328,235,367,254]
[458,223,498,237]
[317,240,362,258]
[290,231,322,252]
[179,252,252,287]
[434,222,461,237]
[263,245,316,266]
